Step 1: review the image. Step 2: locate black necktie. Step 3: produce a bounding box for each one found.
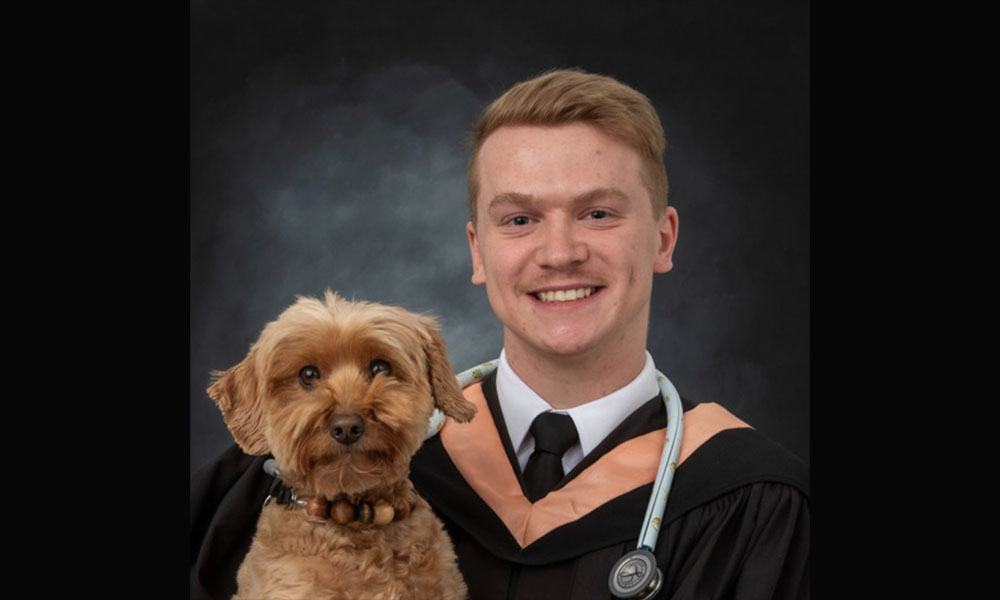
[522,412,579,502]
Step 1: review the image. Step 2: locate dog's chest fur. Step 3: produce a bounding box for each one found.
[233,497,466,600]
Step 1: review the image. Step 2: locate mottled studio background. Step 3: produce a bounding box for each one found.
[190,0,810,474]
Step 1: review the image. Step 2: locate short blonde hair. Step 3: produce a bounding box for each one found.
[467,68,668,225]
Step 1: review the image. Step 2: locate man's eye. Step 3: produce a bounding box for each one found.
[588,210,609,219]
[509,216,531,226]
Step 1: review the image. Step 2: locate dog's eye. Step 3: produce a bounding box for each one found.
[368,359,391,379]
[298,365,321,389]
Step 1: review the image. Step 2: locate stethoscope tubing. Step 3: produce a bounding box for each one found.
[636,371,683,552]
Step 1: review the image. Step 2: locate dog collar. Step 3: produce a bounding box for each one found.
[262,458,417,527]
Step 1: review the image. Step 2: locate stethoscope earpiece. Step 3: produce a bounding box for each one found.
[608,549,663,599]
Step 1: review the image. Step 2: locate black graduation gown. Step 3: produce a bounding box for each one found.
[190,370,809,600]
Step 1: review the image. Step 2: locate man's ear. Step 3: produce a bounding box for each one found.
[207,350,270,455]
[653,206,679,273]
[467,221,487,285]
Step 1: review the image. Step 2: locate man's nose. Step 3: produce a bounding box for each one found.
[535,220,588,268]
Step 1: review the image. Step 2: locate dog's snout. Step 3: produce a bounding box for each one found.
[330,413,366,445]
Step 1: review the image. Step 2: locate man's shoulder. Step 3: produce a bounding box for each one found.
[665,401,809,524]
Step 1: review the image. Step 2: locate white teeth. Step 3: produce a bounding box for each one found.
[535,287,596,303]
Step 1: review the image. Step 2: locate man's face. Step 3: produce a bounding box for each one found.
[467,122,678,366]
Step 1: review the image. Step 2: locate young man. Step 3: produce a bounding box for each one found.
[190,69,809,599]
[409,69,808,599]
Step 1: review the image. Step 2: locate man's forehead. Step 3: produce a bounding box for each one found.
[478,122,631,156]
[479,125,642,183]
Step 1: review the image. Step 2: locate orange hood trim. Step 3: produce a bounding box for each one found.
[439,382,750,548]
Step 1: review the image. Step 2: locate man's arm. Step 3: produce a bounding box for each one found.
[190,444,271,600]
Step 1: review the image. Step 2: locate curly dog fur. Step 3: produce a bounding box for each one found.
[208,291,476,600]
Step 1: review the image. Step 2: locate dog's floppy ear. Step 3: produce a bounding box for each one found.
[420,320,477,423]
[207,350,270,455]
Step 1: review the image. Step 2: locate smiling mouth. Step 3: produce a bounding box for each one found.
[533,287,598,303]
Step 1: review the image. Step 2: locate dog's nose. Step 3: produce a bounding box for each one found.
[330,413,365,445]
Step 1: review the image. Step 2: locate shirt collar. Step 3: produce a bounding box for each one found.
[495,349,661,466]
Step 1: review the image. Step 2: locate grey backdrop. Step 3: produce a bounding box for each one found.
[190,0,810,474]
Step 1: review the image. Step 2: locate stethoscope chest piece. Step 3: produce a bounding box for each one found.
[608,549,663,599]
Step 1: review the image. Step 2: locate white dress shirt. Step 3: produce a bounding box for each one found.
[495,349,661,475]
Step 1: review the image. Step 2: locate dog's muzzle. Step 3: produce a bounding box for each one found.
[330,413,365,445]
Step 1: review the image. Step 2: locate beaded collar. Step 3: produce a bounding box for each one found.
[262,458,416,527]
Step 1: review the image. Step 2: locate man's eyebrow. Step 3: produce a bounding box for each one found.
[487,192,535,212]
[487,188,629,212]
[572,187,630,205]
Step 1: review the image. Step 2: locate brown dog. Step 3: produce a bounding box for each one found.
[208,291,476,600]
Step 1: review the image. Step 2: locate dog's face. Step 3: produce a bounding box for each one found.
[208,291,476,497]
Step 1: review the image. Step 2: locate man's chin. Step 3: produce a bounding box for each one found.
[506,329,604,364]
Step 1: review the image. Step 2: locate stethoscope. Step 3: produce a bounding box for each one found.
[427,359,683,600]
